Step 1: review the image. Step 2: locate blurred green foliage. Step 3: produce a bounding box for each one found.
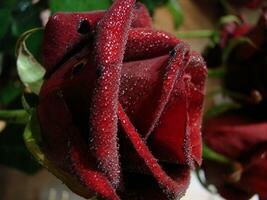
[49,0,112,12]
[0,124,41,174]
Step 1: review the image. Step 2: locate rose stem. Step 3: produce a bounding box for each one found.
[202,144,232,164]
[177,30,216,38]
[208,68,226,78]
[0,109,29,124]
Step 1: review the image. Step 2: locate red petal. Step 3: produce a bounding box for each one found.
[203,145,267,200]
[149,51,207,166]
[118,104,190,199]
[42,5,151,73]
[144,42,190,139]
[120,55,169,136]
[149,79,191,165]
[238,145,267,199]
[119,166,190,200]
[38,89,119,200]
[88,0,136,187]
[204,114,267,160]
[125,28,179,61]
[42,12,104,73]
[186,52,207,165]
[131,3,152,28]
[245,0,263,8]
[120,46,206,166]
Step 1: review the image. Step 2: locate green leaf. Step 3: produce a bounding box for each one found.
[0,81,22,105]
[219,15,241,25]
[208,68,226,78]
[0,8,11,40]
[9,1,43,58]
[177,30,215,39]
[0,0,18,8]
[10,1,43,37]
[0,123,41,174]
[202,144,232,164]
[49,0,112,12]
[0,109,29,124]
[16,28,45,94]
[166,0,184,28]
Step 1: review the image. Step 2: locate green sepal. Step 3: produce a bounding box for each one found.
[16,28,45,95]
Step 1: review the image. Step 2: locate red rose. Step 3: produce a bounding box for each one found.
[204,9,267,114]
[220,15,251,48]
[37,0,207,199]
[203,14,251,68]
[224,9,267,111]
[203,112,267,200]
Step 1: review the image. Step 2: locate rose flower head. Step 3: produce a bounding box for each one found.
[36,0,207,199]
[224,8,267,114]
[203,14,252,68]
[204,8,267,113]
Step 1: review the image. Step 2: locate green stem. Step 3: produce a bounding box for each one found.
[208,68,226,78]
[177,30,215,38]
[202,144,232,164]
[0,109,30,124]
[167,0,184,28]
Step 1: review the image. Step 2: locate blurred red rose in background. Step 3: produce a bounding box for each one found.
[204,9,267,115]
[37,0,207,199]
[202,6,267,200]
[203,112,267,200]
[224,8,267,112]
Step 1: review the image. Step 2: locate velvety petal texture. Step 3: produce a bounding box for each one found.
[37,0,207,199]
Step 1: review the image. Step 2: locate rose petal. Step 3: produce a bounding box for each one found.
[118,104,190,199]
[238,145,267,199]
[42,11,103,74]
[119,166,190,200]
[203,113,267,198]
[149,80,192,166]
[185,52,207,165]
[42,5,151,74]
[38,89,119,200]
[120,55,169,136]
[120,48,206,166]
[150,51,206,166]
[202,145,267,200]
[88,0,136,187]
[144,42,190,139]
[204,114,267,160]
[125,28,179,61]
[131,2,152,28]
